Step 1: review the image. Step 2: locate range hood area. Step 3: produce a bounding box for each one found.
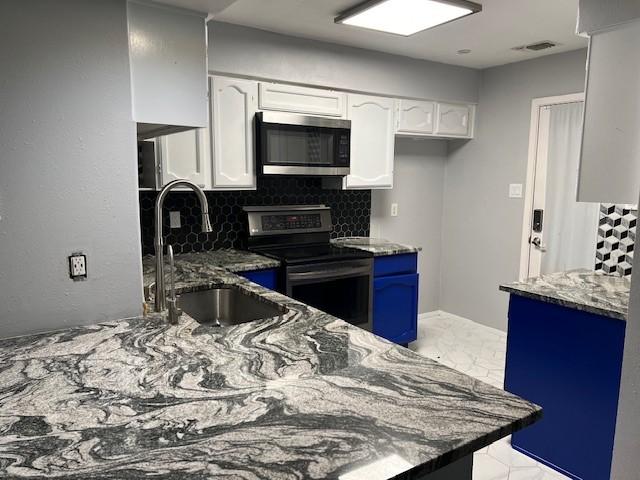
[128,0,209,140]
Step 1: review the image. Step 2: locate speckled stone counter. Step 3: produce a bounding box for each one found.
[332,237,421,257]
[0,266,540,479]
[500,269,630,320]
[142,249,280,290]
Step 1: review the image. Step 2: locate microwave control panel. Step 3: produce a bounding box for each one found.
[337,134,350,165]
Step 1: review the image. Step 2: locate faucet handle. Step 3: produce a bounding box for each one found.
[167,296,182,325]
[144,282,156,302]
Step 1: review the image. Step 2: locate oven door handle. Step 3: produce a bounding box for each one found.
[288,265,371,283]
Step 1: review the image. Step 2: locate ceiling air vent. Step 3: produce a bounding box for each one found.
[511,41,559,52]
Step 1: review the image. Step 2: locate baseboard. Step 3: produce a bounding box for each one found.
[419,310,445,320]
[421,310,507,336]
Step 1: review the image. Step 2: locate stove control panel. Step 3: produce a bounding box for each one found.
[245,206,332,237]
[262,214,321,232]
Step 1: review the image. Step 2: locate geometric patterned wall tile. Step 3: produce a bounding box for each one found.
[617,262,633,276]
[595,203,637,277]
[619,237,635,253]
[139,176,371,256]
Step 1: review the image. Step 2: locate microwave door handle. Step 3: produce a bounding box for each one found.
[288,266,371,283]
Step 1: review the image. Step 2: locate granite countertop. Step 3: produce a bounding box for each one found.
[332,237,421,257]
[0,263,540,479]
[142,249,280,290]
[500,269,630,320]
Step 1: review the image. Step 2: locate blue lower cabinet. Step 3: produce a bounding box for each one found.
[373,273,419,344]
[505,295,625,480]
[239,269,278,291]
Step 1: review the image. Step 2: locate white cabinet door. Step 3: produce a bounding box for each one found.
[578,21,640,203]
[157,129,210,188]
[436,103,474,137]
[397,99,435,135]
[210,76,258,190]
[345,94,396,189]
[259,82,346,117]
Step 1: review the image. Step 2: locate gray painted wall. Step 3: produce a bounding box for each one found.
[371,139,447,313]
[208,21,480,103]
[0,0,143,338]
[440,49,588,331]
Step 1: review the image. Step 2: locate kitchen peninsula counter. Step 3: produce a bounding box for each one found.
[1,260,540,479]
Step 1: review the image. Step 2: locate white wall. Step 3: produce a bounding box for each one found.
[440,49,588,331]
[0,0,143,337]
[208,21,480,103]
[371,139,447,313]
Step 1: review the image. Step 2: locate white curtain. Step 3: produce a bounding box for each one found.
[541,102,600,274]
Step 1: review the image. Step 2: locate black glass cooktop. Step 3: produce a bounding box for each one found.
[252,244,372,266]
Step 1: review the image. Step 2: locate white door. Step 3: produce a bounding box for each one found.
[157,128,209,188]
[210,76,258,190]
[396,99,435,135]
[345,94,395,189]
[522,97,600,278]
[258,82,346,117]
[435,103,473,137]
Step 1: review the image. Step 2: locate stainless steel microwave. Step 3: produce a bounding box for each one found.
[256,111,351,176]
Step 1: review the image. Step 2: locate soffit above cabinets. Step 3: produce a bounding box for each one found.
[154,0,587,69]
[148,0,236,16]
[129,0,209,140]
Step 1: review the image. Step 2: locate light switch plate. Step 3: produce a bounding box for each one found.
[509,184,523,198]
[391,203,399,217]
[169,211,181,229]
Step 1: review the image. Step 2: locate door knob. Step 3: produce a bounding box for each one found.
[531,236,547,252]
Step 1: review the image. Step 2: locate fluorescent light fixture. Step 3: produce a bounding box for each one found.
[335,0,482,36]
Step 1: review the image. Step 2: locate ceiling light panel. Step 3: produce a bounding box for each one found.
[336,0,482,36]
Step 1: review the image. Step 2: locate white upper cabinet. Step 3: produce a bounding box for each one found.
[128,1,208,138]
[435,102,475,137]
[345,94,396,189]
[577,20,640,204]
[259,82,347,117]
[397,99,435,135]
[210,76,258,190]
[157,129,210,188]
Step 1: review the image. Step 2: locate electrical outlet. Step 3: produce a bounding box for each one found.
[391,203,399,217]
[69,253,87,280]
[169,211,181,229]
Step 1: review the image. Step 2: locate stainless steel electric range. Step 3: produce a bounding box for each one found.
[244,205,373,331]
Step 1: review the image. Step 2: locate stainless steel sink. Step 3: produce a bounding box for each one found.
[179,286,287,326]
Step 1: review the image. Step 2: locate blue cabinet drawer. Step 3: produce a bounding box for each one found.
[374,253,418,277]
[239,269,278,290]
[373,273,419,344]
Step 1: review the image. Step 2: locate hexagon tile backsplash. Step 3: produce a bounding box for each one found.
[139,177,371,256]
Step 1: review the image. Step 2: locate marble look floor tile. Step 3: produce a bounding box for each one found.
[410,312,571,480]
[473,453,511,480]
